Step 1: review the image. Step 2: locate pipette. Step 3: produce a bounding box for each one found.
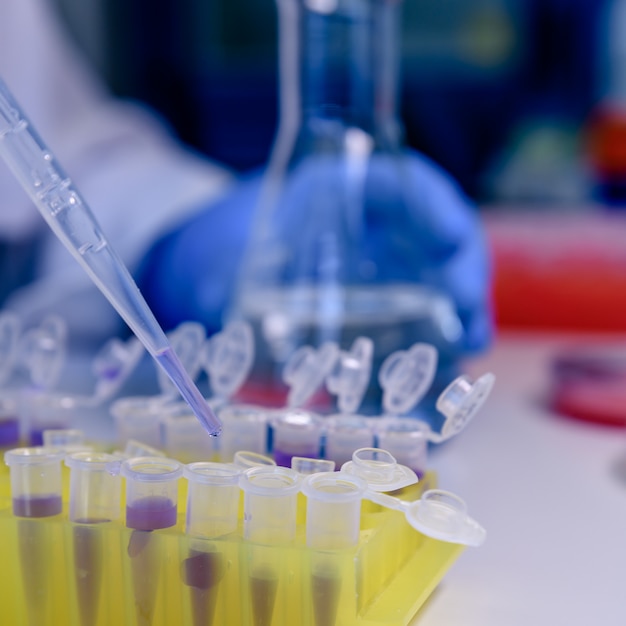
[0,78,222,437]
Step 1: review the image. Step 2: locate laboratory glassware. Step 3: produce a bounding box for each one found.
[229,0,466,411]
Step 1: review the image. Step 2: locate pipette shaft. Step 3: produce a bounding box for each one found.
[0,77,221,436]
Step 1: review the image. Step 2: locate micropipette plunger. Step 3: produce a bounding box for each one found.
[0,78,221,436]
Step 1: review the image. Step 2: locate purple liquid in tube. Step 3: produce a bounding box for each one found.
[182,548,226,626]
[273,444,320,468]
[126,496,177,531]
[126,496,177,626]
[155,347,222,436]
[29,424,66,446]
[0,416,19,446]
[311,571,342,626]
[13,494,62,518]
[249,568,278,626]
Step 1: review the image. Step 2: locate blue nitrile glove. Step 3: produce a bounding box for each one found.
[361,151,492,353]
[138,151,492,353]
[137,169,262,334]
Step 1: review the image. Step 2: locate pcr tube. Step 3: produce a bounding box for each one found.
[119,456,183,531]
[323,415,375,467]
[4,447,64,625]
[161,401,216,463]
[301,471,367,626]
[271,409,324,467]
[65,452,122,626]
[117,456,183,626]
[217,404,269,463]
[239,466,301,626]
[5,446,64,517]
[110,395,168,450]
[184,462,241,539]
[182,462,242,626]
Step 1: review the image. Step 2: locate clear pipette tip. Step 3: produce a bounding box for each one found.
[0,77,222,437]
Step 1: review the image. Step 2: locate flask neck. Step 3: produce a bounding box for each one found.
[277,0,403,144]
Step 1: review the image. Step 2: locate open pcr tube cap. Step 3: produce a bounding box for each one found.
[91,336,144,403]
[325,336,373,415]
[403,489,486,547]
[283,342,340,408]
[435,372,496,442]
[203,320,254,401]
[341,447,418,492]
[379,342,438,416]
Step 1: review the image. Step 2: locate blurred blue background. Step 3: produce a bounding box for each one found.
[55,0,603,202]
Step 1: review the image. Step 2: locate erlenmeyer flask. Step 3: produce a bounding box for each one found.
[229,0,466,412]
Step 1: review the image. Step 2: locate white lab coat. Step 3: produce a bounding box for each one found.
[0,0,233,344]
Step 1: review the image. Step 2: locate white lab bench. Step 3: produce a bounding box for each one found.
[412,332,626,626]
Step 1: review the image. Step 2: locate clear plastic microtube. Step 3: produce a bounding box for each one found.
[118,456,183,531]
[65,452,122,626]
[300,472,366,550]
[239,466,302,626]
[184,462,242,538]
[375,418,430,478]
[271,409,324,468]
[110,396,168,450]
[65,452,121,523]
[43,428,91,454]
[4,447,64,517]
[301,470,367,626]
[23,391,96,446]
[161,402,216,463]
[182,461,242,626]
[217,404,269,463]
[323,415,375,467]
[239,466,301,544]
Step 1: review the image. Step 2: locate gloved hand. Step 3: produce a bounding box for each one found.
[138,150,491,353]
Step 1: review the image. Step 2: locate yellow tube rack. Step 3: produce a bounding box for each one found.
[0,463,464,626]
